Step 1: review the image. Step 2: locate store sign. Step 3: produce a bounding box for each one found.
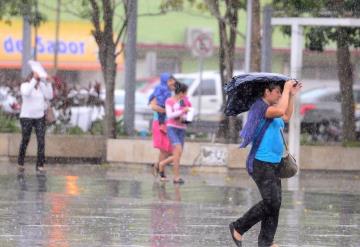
[0,20,123,70]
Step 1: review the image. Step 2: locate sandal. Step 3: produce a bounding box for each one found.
[173,178,185,184]
[229,222,242,247]
[160,176,169,182]
[159,171,168,182]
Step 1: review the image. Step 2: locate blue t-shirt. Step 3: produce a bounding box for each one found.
[255,118,284,164]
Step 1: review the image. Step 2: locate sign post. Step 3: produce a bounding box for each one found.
[190,32,213,119]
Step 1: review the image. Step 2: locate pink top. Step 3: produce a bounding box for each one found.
[165,96,191,129]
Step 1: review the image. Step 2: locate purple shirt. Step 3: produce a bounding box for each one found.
[239,98,271,174]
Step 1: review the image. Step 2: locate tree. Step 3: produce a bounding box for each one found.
[1,1,130,139]
[273,0,360,143]
[160,0,246,143]
[0,0,46,76]
[61,0,128,138]
[205,0,245,143]
[0,0,38,20]
[250,0,261,72]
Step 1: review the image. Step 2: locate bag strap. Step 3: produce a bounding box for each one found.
[280,129,288,151]
[252,119,272,151]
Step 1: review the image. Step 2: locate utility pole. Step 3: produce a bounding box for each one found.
[33,0,39,60]
[250,0,261,71]
[21,3,32,78]
[261,5,272,72]
[53,0,61,75]
[124,0,138,135]
[244,0,252,73]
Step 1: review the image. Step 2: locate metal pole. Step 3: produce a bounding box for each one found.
[21,11,32,78]
[197,56,204,119]
[53,0,61,74]
[242,0,253,124]
[33,0,39,60]
[261,5,272,72]
[289,24,303,165]
[244,0,252,73]
[124,0,137,135]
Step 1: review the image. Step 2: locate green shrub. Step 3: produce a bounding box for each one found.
[66,126,85,135]
[90,120,104,135]
[0,112,20,133]
[116,119,127,136]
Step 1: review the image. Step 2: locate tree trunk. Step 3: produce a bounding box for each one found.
[214,0,239,143]
[227,0,239,143]
[250,0,261,71]
[123,0,137,136]
[98,43,117,139]
[103,49,117,139]
[89,0,118,139]
[336,28,356,143]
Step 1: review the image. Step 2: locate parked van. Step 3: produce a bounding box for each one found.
[174,70,243,121]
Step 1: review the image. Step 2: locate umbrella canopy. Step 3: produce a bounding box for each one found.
[224,72,293,116]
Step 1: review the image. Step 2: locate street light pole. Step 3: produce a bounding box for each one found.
[53,0,61,75]
[21,5,32,78]
[244,0,252,73]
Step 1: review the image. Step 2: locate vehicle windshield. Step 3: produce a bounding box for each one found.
[301,88,332,101]
[177,77,195,86]
[115,92,148,107]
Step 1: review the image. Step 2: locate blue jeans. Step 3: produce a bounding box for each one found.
[167,126,185,146]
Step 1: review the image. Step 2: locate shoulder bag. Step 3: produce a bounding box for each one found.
[279,129,298,178]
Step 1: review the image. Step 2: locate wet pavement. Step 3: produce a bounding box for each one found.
[0,163,359,247]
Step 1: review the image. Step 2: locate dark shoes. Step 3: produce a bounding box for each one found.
[229,222,242,247]
[17,165,25,173]
[173,178,185,184]
[152,163,159,177]
[36,166,46,173]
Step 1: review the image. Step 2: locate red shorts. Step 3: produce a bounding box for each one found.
[152,120,172,153]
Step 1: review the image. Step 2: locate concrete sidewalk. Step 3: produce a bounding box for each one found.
[0,162,358,246]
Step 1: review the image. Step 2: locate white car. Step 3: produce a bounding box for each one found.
[68,89,152,133]
[114,89,152,132]
[174,70,243,121]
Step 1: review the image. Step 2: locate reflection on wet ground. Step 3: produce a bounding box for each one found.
[0,163,359,246]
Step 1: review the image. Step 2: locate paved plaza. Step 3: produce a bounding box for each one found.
[0,162,358,247]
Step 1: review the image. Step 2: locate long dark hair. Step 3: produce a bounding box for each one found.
[174,82,188,95]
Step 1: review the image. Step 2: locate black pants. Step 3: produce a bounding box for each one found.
[234,159,282,247]
[18,117,46,168]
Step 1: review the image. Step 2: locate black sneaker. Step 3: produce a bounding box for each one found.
[229,222,242,247]
[173,178,185,184]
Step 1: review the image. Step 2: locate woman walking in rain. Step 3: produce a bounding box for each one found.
[158,82,191,184]
[17,71,53,172]
[229,80,301,247]
[149,73,177,178]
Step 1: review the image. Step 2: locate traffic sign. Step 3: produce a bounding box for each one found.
[191,32,214,58]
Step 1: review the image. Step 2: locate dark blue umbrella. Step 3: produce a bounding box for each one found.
[224,72,293,116]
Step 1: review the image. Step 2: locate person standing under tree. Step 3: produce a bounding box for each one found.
[17,71,53,172]
[229,80,302,247]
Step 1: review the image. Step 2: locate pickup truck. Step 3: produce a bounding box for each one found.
[174,70,243,121]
